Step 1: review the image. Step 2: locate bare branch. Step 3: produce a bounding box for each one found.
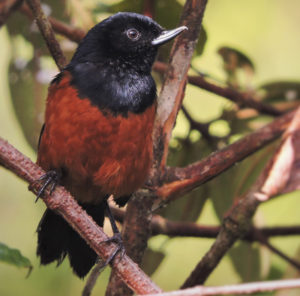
[112,206,300,240]
[0,137,162,295]
[105,191,156,296]
[151,0,208,179]
[82,261,107,296]
[153,61,283,117]
[156,109,296,203]
[181,107,300,288]
[20,3,85,43]
[0,0,23,27]
[258,237,300,271]
[25,0,66,70]
[143,279,300,296]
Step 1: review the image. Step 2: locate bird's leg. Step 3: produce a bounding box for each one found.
[100,201,125,266]
[30,169,61,202]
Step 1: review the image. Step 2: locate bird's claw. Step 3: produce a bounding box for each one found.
[30,170,61,202]
[100,233,125,266]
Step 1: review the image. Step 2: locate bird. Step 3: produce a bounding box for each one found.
[36,12,187,278]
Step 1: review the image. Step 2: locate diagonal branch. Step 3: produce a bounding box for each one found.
[153,61,283,116]
[181,107,300,288]
[20,3,85,43]
[151,0,208,179]
[156,109,296,203]
[0,0,23,27]
[0,137,162,295]
[25,0,66,70]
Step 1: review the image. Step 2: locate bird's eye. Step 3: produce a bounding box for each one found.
[126,28,140,41]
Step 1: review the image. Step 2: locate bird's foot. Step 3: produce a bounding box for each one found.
[30,170,61,202]
[100,232,125,266]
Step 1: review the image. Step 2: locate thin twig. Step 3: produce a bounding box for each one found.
[0,138,162,295]
[25,0,66,70]
[20,3,85,43]
[143,279,300,296]
[261,239,300,271]
[181,105,221,144]
[0,0,23,27]
[111,206,300,240]
[153,61,283,117]
[82,260,107,296]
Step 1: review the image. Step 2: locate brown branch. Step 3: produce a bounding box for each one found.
[20,3,85,43]
[258,236,300,271]
[153,61,283,116]
[151,0,208,180]
[25,0,66,70]
[112,206,300,240]
[156,109,296,203]
[181,105,221,144]
[0,0,23,27]
[82,261,107,296]
[181,107,300,288]
[0,137,162,295]
[143,279,300,296]
[105,191,156,296]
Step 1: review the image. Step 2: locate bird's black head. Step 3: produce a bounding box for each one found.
[64,12,187,115]
[70,12,187,72]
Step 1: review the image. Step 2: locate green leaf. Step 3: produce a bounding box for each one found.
[229,241,262,282]
[218,46,255,88]
[0,242,32,274]
[162,138,212,222]
[141,247,165,276]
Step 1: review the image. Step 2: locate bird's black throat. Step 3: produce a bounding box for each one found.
[65,59,157,116]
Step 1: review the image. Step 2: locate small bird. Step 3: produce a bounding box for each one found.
[36,12,187,278]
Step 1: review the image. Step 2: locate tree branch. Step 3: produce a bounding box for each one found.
[156,109,296,203]
[153,61,283,117]
[112,206,300,240]
[0,0,23,27]
[20,3,85,43]
[143,279,300,296]
[25,0,67,70]
[151,0,208,179]
[181,107,300,288]
[0,137,162,295]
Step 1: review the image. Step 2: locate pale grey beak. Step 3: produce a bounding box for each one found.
[151,26,188,46]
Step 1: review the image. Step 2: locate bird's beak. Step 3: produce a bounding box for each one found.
[151,26,188,46]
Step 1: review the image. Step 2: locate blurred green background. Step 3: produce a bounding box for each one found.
[1,0,300,295]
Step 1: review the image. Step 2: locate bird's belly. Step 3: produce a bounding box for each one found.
[38,87,155,204]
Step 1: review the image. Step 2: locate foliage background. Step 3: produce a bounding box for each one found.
[0,0,300,295]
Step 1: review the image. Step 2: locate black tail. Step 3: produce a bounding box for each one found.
[37,203,105,278]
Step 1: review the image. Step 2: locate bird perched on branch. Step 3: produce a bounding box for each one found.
[36,12,187,277]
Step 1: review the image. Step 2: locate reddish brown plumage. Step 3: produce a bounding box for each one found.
[37,71,156,204]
